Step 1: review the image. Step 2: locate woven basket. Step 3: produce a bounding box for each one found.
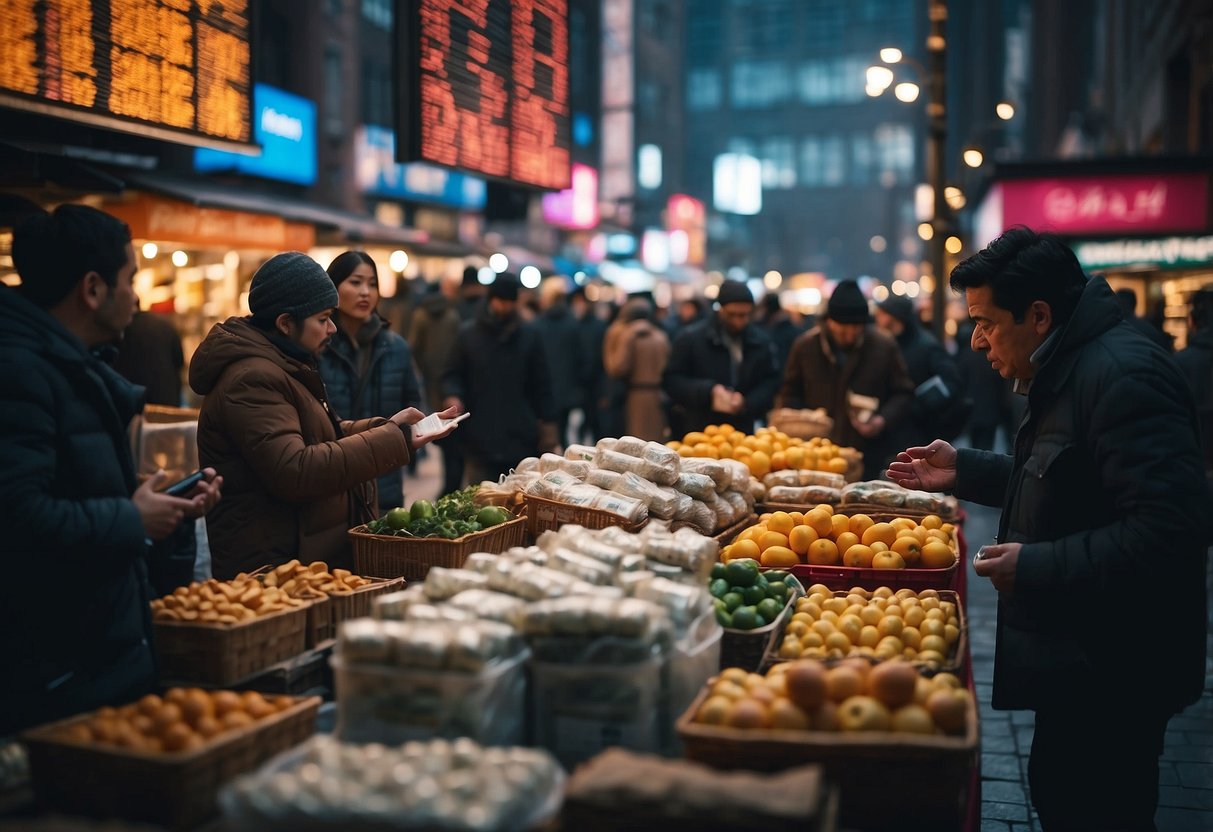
[304,597,334,648]
[329,576,406,625]
[768,408,834,440]
[719,575,804,672]
[155,605,309,687]
[349,516,526,581]
[22,695,320,830]
[525,493,647,538]
[677,687,977,831]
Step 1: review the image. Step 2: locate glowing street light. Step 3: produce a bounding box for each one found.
[963,148,985,168]
[141,242,158,259]
[894,82,920,103]
[389,250,409,272]
[171,250,188,267]
[489,253,509,273]
[996,101,1015,120]
[880,47,903,64]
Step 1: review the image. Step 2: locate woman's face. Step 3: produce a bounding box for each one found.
[337,262,379,322]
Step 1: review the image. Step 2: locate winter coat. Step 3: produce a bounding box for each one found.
[604,318,671,441]
[533,302,586,414]
[1173,325,1213,471]
[190,317,410,578]
[442,310,555,469]
[778,326,914,469]
[576,308,608,414]
[891,323,969,446]
[113,310,184,407]
[954,277,1210,714]
[409,293,462,410]
[0,287,158,732]
[317,313,422,509]
[663,315,780,434]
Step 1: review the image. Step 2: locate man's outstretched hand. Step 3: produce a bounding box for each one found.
[885,439,958,492]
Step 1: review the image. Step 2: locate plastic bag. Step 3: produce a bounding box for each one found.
[675,471,716,501]
[679,456,731,491]
[585,467,624,490]
[766,485,843,505]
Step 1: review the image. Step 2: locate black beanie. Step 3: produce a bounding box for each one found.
[249,251,339,323]
[827,280,870,323]
[462,265,481,287]
[488,273,520,301]
[716,280,754,306]
[876,293,915,326]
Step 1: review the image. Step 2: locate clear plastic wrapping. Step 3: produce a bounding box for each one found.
[373,586,429,621]
[515,456,541,474]
[763,469,846,489]
[520,596,667,640]
[610,436,647,457]
[675,471,717,501]
[613,472,680,518]
[538,452,566,473]
[446,589,529,626]
[766,485,844,505]
[549,547,615,585]
[423,567,490,601]
[565,443,597,461]
[678,456,731,491]
[585,468,624,490]
[629,576,714,633]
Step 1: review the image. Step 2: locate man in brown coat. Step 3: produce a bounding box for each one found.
[191,252,454,578]
[778,280,914,478]
[604,297,671,441]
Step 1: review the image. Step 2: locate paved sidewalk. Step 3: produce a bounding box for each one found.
[962,501,1213,832]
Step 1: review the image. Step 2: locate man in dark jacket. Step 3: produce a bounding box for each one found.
[759,291,803,374]
[533,279,585,447]
[875,294,969,448]
[411,275,467,492]
[662,281,780,435]
[570,287,607,443]
[0,205,221,734]
[1173,286,1213,474]
[779,280,914,478]
[113,306,185,406]
[888,227,1210,832]
[443,274,558,482]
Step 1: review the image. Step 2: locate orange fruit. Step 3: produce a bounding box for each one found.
[732,445,752,459]
[807,538,840,565]
[758,531,790,552]
[748,451,772,477]
[788,525,818,556]
[826,457,848,474]
[804,508,833,537]
[830,513,850,539]
[767,511,795,535]
[729,538,760,562]
[891,536,922,566]
[842,543,875,568]
[872,550,907,569]
[834,531,860,556]
[890,518,916,532]
[789,511,805,526]
[761,545,799,568]
[861,523,898,548]
[814,503,834,515]
[785,447,806,469]
[770,450,787,471]
[920,540,956,568]
[848,513,875,537]
[870,541,889,553]
[921,514,943,530]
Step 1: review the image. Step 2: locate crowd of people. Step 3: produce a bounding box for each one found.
[2,206,1209,832]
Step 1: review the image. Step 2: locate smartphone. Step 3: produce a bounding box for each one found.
[164,470,205,497]
[413,411,471,438]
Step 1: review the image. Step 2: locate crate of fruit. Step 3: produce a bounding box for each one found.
[152,576,312,686]
[765,586,967,677]
[21,689,320,830]
[711,559,804,671]
[350,488,525,581]
[677,660,977,832]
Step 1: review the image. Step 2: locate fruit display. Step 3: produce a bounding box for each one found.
[692,658,972,736]
[708,558,799,630]
[366,486,513,539]
[258,559,375,600]
[667,425,859,480]
[151,575,309,623]
[720,504,958,570]
[52,689,299,753]
[775,585,961,667]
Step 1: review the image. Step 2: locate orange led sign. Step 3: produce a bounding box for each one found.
[397,0,570,190]
[0,0,251,148]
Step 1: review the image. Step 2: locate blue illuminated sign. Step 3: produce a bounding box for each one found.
[194,84,316,185]
[355,125,487,211]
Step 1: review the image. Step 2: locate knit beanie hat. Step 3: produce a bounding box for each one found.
[827,280,870,323]
[249,252,339,323]
[876,293,915,326]
[716,280,754,306]
[488,273,520,301]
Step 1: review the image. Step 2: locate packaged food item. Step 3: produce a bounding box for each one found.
[674,471,716,501]
[640,442,681,485]
[586,468,624,490]
[765,485,843,505]
[613,472,679,518]
[521,596,667,640]
[678,457,731,491]
[762,469,847,489]
[373,585,428,621]
[588,490,649,524]
[422,567,490,601]
[515,456,541,473]
[565,443,597,461]
[445,589,529,626]
[550,547,616,585]
[611,436,648,457]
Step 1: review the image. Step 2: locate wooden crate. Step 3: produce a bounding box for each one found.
[22,695,320,830]
[349,516,526,581]
[525,494,647,538]
[719,575,804,672]
[677,687,977,831]
[154,604,309,687]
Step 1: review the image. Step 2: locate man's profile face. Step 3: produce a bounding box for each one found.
[826,318,865,349]
[292,309,337,355]
[874,308,902,336]
[966,285,1051,381]
[95,243,138,340]
[718,302,752,336]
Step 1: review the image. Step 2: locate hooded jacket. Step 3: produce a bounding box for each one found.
[955,277,1210,713]
[0,287,156,732]
[190,317,410,578]
[317,312,422,509]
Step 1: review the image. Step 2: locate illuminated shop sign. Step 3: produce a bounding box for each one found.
[355,125,487,210]
[0,0,252,148]
[395,0,571,190]
[541,163,598,229]
[1073,235,1213,271]
[194,85,316,184]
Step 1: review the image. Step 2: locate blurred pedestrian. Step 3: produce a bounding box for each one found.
[888,227,1210,832]
[192,252,452,578]
[317,251,424,512]
[442,274,558,483]
[663,281,780,435]
[665,296,704,338]
[410,273,466,493]
[1115,287,1173,351]
[570,286,608,443]
[759,291,802,373]
[457,265,486,322]
[874,294,969,449]
[604,297,670,441]
[778,280,914,478]
[0,205,221,733]
[1174,286,1213,474]
[533,278,585,446]
[113,303,185,407]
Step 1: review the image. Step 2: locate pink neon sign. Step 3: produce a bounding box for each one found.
[999,172,1208,235]
[541,163,599,229]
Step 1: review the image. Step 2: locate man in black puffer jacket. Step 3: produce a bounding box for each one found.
[888,227,1210,832]
[0,205,221,734]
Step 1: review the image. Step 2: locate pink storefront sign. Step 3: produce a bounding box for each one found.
[999,172,1209,235]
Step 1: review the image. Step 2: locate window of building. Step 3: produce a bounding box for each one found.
[803,0,844,50]
[687,0,722,65]
[760,137,796,189]
[875,123,915,183]
[324,46,344,138]
[732,61,791,109]
[821,135,845,186]
[850,132,873,185]
[360,0,392,30]
[800,137,821,186]
[687,68,721,110]
[639,81,662,121]
[640,0,670,38]
[797,55,867,105]
[361,59,391,127]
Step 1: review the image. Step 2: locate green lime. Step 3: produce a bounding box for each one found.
[765,570,788,584]
[742,584,767,606]
[410,500,436,521]
[383,507,412,531]
[722,592,744,612]
[713,598,728,613]
[766,582,789,602]
[715,608,734,628]
[710,562,728,581]
[730,606,759,630]
[757,597,784,623]
[723,559,760,588]
[476,505,510,527]
[754,572,769,589]
[709,578,730,599]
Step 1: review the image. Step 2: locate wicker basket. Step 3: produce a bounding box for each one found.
[304,596,334,648]
[677,687,977,831]
[349,516,526,581]
[719,575,804,672]
[22,695,320,830]
[768,407,834,440]
[155,605,310,687]
[329,576,406,624]
[525,493,647,538]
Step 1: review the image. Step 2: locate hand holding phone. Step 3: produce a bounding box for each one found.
[164,470,205,497]
[411,411,470,439]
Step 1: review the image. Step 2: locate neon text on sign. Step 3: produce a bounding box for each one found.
[999,173,1208,235]
[0,0,251,146]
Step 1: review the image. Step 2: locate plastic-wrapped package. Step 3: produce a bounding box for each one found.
[487,562,587,601]
[552,533,628,571]
[423,567,490,601]
[704,491,736,528]
[515,456,541,474]
[337,618,398,663]
[559,458,592,479]
[750,478,766,502]
[462,551,499,573]
[403,603,478,623]
[675,471,717,501]
[721,489,751,521]
[640,529,718,580]
[595,437,618,451]
[766,485,843,505]
[446,589,529,626]
[718,459,751,490]
[373,586,429,621]
[630,576,714,633]
[678,456,731,491]
[640,442,681,485]
[671,492,695,521]
[585,468,624,490]
[588,490,649,524]
[520,596,667,640]
[594,447,641,474]
[763,469,846,489]
[614,472,679,519]
[550,547,615,585]
[538,453,566,473]
[565,443,597,461]
[596,525,646,553]
[611,436,648,457]
[841,481,907,506]
[525,470,583,500]
[678,499,717,535]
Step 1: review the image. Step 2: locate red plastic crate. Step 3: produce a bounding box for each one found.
[789,559,959,593]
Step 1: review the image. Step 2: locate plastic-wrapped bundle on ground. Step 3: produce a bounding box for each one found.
[763,469,846,490]
[423,567,489,601]
[520,596,668,641]
[585,467,624,490]
[548,547,616,585]
[678,456,731,491]
[446,589,529,627]
[566,443,597,461]
[373,585,429,621]
[628,576,714,634]
[613,472,680,519]
[638,526,718,580]
[221,736,564,832]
